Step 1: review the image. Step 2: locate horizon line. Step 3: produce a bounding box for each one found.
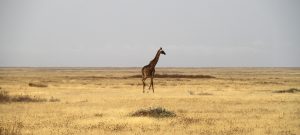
[0,66,299,68]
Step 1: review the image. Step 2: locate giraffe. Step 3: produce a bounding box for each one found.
[141,47,166,93]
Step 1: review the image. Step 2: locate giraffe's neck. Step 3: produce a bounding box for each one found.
[149,49,161,68]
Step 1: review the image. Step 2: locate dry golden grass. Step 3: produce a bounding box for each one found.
[0,67,299,135]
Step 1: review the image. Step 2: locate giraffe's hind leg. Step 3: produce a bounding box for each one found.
[149,71,155,93]
[151,70,155,93]
[142,77,147,93]
[148,76,154,91]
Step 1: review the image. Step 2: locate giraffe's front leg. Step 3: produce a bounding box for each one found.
[151,71,155,93]
[151,77,154,93]
[148,80,152,90]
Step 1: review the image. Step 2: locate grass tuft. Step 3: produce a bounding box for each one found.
[131,107,176,118]
[0,90,10,102]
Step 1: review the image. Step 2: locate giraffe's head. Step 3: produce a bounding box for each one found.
[160,47,166,55]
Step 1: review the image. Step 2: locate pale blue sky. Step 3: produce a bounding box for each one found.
[0,0,299,67]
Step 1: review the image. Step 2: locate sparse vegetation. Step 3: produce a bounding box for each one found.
[273,88,300,93]
[0,68,299,134]
[178,117,202,125]
[0,120,23,135]
[131,107,176,118]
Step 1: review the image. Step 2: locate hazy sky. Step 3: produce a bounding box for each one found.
[1,0,299,67]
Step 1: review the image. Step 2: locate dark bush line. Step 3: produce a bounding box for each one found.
[131,107,176,118]
[273,88,300,93]
[62,74,216,80]
[11,95,47,102]
[128,74,216,79]
[0,90,59,103]
[28,82,48,88]
[64,76,125,80]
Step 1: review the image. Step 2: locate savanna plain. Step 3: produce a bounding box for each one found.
[0,67,299,135]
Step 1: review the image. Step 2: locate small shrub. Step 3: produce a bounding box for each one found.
[94,113,104,117]
[188,90,195,95]
[273,88,300,93]
[49,97,60,102]
[131,107,176,118]
[78,99,88,103]
[0,90,10,102]
[196,92,213,95]
[28,82,48,88]
[188,90,213,96]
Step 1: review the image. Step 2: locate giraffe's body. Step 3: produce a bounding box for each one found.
[142,48,166,93]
